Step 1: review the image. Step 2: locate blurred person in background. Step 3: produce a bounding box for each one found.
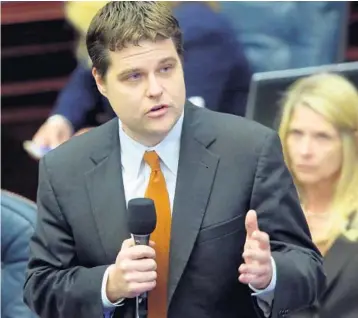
[31,1,251,150]
[1,190,38,318]
[278,73,358,318]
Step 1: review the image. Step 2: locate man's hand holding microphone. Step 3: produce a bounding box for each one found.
[106,239,157,302]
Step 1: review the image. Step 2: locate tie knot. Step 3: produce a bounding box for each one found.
[143,151,161,171]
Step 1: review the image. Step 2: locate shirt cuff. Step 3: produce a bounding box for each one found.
[101,265,125,311]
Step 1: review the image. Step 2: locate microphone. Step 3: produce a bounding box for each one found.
[127,198,157,318]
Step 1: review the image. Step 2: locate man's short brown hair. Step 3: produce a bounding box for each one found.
[86,1,183,77]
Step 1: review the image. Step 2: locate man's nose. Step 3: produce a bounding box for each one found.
[147,74,163,98]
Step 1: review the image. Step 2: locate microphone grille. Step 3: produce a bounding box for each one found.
[127,198,157,235]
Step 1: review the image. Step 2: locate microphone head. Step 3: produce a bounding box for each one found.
[128,198,157,235]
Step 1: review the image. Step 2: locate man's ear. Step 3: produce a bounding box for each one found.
[92,68,107,97]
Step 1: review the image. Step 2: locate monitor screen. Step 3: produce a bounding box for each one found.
[245,62,358,130]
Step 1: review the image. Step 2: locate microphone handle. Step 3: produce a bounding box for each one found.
[136,294,148,318]
[132,234,150,318]
[132,234,150,246]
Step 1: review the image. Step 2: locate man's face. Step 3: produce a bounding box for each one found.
[93,38,186,146]
[286,104,343,187]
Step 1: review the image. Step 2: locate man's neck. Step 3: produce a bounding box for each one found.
[121,126,168,148]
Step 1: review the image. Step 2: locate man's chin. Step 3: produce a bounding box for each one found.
[148,116,176,132]
[147,126,172,138]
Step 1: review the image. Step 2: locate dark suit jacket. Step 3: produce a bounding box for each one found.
[290,236,358,318]
[51,3,252,130]
[24,103,325,318]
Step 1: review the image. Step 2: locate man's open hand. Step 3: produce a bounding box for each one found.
[238,210,273,290]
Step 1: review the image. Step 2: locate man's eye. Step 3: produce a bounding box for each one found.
[159,65,173,73]
[127,73,142,81]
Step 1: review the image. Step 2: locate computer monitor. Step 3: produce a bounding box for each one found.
[245,62,358,130]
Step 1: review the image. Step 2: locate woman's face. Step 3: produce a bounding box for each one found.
[286,104,343,187]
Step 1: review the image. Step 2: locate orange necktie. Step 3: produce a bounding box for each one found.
[144,151,171,318]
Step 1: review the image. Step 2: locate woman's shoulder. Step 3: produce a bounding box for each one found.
[329,233,358,258]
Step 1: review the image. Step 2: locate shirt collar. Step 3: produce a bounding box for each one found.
[119,110,184,177]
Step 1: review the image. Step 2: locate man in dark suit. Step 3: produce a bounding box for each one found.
[24,2,325,318]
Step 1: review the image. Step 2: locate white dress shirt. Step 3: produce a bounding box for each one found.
[101,112,276,316]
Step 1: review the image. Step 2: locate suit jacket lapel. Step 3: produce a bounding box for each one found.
[168,103,219,305]
[85,119,130,264]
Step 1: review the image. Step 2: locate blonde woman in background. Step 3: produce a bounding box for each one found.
[279,73,358,318]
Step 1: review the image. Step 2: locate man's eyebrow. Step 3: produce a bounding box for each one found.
[158,57,177,64]
[117,57,177,79]
[117,68,142,79]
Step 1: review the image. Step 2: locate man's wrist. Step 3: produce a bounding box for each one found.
[250,256,276,295]
[102,265,125,309]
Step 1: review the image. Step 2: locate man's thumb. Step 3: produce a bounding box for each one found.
[245,210,259,237]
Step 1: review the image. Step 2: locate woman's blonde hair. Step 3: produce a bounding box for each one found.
[65,1,109,65]
[278,73,358,243]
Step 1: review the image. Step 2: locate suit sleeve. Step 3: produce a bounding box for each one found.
[50,64,101,130]
[182,30,251,117]
[23,157,108,318]
[249,131,326,317]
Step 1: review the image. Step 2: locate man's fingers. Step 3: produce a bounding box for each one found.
[123,245,156,260]
[240,216,272,290]
[122,239,155,250]
[239,263,268,277]
[124,271,157,284]
[238,273,268,287]
[245,231,270,251]
[253,231,270,250]
[138,258,157,272]
[122,258,157,272]
[238,273,252,285]
[245,210,259,238]
[121,238,135,249]
[242,249,270,264]
[127,281,157,297]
